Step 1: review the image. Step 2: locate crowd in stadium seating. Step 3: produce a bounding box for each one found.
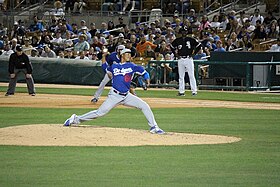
[0,7,280,62]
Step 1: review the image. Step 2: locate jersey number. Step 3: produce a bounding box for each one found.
[186,41,191,49]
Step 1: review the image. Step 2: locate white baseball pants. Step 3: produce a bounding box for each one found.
[178,57,197,94]
[93,74,111,99]
[78,88,158,128]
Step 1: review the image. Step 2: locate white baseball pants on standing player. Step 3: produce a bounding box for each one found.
[178,57,197,94]
[93,74,111,99]
[77,89,158,128]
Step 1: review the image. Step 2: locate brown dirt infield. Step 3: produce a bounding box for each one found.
[1,83,278,147]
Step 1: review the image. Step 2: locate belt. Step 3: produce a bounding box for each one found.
[180,56,192,58]
[113,89,128,96]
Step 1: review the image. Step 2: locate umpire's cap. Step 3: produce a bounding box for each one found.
[120,48,131,55]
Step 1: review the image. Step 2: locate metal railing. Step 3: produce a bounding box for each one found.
[147,60,280,91]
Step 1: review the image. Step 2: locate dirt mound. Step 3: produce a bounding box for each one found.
[0,124,241,146]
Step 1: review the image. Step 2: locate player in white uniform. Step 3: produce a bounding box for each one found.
[170,27,202,96]
[64,48,165,134]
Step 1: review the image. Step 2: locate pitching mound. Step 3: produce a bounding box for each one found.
[0,124,241,146]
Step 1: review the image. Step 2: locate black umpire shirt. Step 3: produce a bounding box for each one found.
[170,36,201,57]
[8,52,33,74]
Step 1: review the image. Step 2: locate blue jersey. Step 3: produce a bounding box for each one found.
[106,52,121,66]
[106,62,147,93]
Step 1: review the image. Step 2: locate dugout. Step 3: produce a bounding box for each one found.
[207,52,280,90]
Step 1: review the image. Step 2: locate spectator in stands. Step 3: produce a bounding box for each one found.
[173,18,182,35]
[96,31,107,45]
[136,34,157,57]
[74,34,90,53]
[144,45,156,59]
[115,16,127,29]
[50,1,65,20]
[252,21,267,41]
[250,8,264,26]
[41,45,57,58]
[41,35,54,50]
[239,34,253,51]
[0,23,7,37]
[165,27,176,44]
[130,34,138,47]
[87,47,98,60]
[30,49,40,57]
[227,18,242,38]
[1,43,14,56]
[79,26,91,43]
[237,11,247,26]
[57,50,65,58]
[99,22,108,36]
[29,16,44,32]
[154,40,171,59]
[62,31,74,49]
[186,8,196,24]
[214,40,226,52]
[193,47,207,60]
[198,15,211,32]
[125,40,137,58]
[89,23,97,37]
[64,48,75,59]
[153,29,163,45]
[22,38,33,56]
[267,20,279,39]
[72,23,79,35]
[75,51,89,60]
[269,38,280,52]
[10,38,18,52]
[73,0,86,14]
[51,31,63,49]
[263,11,277,27]
[105,35,117,53]
[218,11,229,31]
[210,15,221,29]
[91,36,103,51]
[62,18,73,32]
[10,21,25,39]
[65,0,75,13]
[115,33,125,45]
[171,11,180,26]
[191,16,201,32]
[175,0,189,14]
[225,38,238,51]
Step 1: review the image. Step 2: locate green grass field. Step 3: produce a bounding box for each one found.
[0,87,280,187]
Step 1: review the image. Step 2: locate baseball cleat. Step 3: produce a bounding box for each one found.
[150,126,165,134]
[192,92,197,96]
[5,93,14,96]
[63,114,77,126]
[177,92,185,96]
[30,93,36,96]
[91,98,98,103]
[142,81,147,90]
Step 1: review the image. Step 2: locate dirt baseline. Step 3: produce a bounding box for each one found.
[0,124,241,147]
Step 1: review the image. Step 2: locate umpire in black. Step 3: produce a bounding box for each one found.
[5,45,36,96]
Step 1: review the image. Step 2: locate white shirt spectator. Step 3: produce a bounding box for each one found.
[75,56,89,60]
[269,43,280,52]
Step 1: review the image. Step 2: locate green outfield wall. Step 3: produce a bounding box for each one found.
[0,57,105,85]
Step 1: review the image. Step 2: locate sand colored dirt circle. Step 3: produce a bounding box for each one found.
[0,124,241,147]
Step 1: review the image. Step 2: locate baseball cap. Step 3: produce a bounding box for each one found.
[16,45,23,51]
[120,48,131,55]
[119,33,124,38]
[117,45,125,50]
